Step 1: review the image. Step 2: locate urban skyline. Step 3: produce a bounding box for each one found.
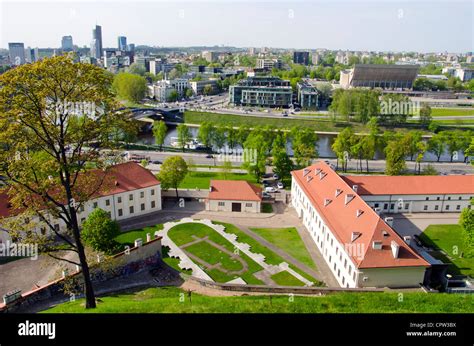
[1,0,472,53]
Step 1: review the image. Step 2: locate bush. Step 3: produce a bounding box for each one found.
[81,208,121,254]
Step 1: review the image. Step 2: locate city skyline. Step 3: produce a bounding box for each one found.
[1,0,472,53]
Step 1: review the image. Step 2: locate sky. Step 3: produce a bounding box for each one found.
[0,0,473,52]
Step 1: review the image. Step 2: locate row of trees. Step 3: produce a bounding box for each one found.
[331,118,473,175]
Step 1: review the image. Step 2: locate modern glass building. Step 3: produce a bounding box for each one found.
[118,36,127,51]
[229,76,293,108]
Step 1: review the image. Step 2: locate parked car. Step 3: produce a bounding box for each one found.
[150,160,162,164]
[205,154,214,159]
[277,182,284,189]
[262,192,272,199]
[263,181,271,187]
[272,174,279,180]
[265,186,277,193]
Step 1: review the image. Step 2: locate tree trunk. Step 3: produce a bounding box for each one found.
[175,187,179,199]
[366,159,369,173]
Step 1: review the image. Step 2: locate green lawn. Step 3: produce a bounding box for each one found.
[167,222,264,285]
[114,225,164,247]
[431,108,474,117]
[184,110,367,133]
[178,171,257,189]
[43,286,473,313]
[418,224,473,277]
[250,227,316,269]
[215,222,324,286]
[271,271,305,286]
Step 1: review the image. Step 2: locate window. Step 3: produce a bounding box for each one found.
[384,203,388,210]
[344,259,347,268]
[118,197,122,203]
[141,203,145,211]
[435,205,439,211]
[405,203,409,210]
[459,196,462,200]
[445,205,450,210]
[105,199,110,206]
[245,203,252,207]
[151,201,156,208]
[140,191,145,198]
[333,263,336,270]
[437,197,440,201]
[118,209,123,217]
[342,277,345,285]
[331,239,333,246]
[337,269,341,277]
[390,203,395,209]
[353,271,356,280]
[374,203,379,208]
[329,256,332,263]
[336,247,338,255]
[129,194,133,201]
[425,197,429,201]
[151,189,155,196]
[129,206,134,214]
[447,197,451,201]
[218,201,225,206]
[349,266,352,275]
[456,205,461,210]
[423,205,428,211]
[93,202,98,209]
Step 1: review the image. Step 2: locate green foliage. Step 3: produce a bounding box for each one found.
[152,120,167,150]
[197,122,215,148]
[290,126,318,168]
[331,127,354,171]
[419,104,432,127]
[167,90,179,102]
[157,156,188,197]
[459,209,474,258]
[113,72,147,103]
[81,208,120,255]
[176,124,192,152]
[384,134,407,175]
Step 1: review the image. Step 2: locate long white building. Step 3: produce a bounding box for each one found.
[291,162,433,288]
[0,162,162,243]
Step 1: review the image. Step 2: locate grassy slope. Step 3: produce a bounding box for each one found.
[431,108,474,117]
[271,271,305,286]
[114,225,164,247]
[179,172,257,189]
[43,286,473,313]
[250,227,316,269]
[215,222,324,286]
[418,224,473,277]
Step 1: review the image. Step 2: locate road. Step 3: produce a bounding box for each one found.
[127,149,474,174]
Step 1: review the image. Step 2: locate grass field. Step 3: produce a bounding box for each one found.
[271,271,305,286]
[167,222,264,284]
[184,110,367,133]
[43,286,474,313]
[418,224,473,277]
[114,225,164,247]
[431,108,474,117]
[215,222,324,286]
[250,227,316,269]
[178,171,257,189]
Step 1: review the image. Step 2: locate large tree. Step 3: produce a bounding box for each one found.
[81,208,120,255]
[152,120,167,151]
[0,56,132,309]
[112,72,147,103]
[176,124,191,152]
[157,156,188,198]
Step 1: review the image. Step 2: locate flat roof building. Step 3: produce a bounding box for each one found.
[229,76,293,108]
[297,80,320,110]
[8,42,25,65]
[293,51,310,65]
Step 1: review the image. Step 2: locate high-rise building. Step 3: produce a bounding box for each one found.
[61,35,73,51]
[127,43,135,52]
[118,36,127,51]
[8,42,25,65]
[293,51,310,65]
[90,25,103,59]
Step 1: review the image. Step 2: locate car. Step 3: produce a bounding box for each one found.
[272,174,279,180]
[265,186,277,193]
[262,192,272,199]
[150,160,162,164]
[205,154,214,159]
[276,182,284,189]
[263,181,271,187]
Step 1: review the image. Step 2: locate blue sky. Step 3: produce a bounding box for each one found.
[1,0,472,52]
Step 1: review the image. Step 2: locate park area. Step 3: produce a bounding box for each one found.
[419,224,473,277]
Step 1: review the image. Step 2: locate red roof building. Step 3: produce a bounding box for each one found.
[207,180,262,213]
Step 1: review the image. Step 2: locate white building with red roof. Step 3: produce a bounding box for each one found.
[291,161,432,288]
[0,162,162,243]
[206,180,262,213]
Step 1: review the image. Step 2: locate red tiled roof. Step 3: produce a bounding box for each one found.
[291,161,429,269]
[342,175,474,196]
[0,162,160,219]
[208,180,262,202]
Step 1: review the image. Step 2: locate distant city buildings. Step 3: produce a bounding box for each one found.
[340,64,419,89]
[190,79,218,95]
[61,35,73,51]
[118,36,127,51]
[149,78,190,101]
[297,80,319,110]
[8,42,25,65]
[90,25,103,59]
[256,58,283,70]
[293,51,310,65]
[454,68,474,82]
[202,51,219,63]
[229,76,293,107]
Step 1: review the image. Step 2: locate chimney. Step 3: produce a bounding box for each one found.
[403,236,411,245]
[372,241,382,250]
[351,231,361,242]
[324,198,332,206]
[345,194,355,205]
[391,241,400,258]
[335,189,342,197]
[384,217,394,227]
[356,209,364,217]
[352,185,358,193]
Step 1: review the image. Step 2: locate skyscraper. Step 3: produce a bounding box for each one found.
[61,35,73,51]
[118,36,127,51]
[293,51,310,65]
[8,42,25,65]
[90,25,103,59]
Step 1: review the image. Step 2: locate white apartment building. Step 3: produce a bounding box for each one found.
[291,162,430,288]
[0,162,162,243]
[149,78,190,102]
